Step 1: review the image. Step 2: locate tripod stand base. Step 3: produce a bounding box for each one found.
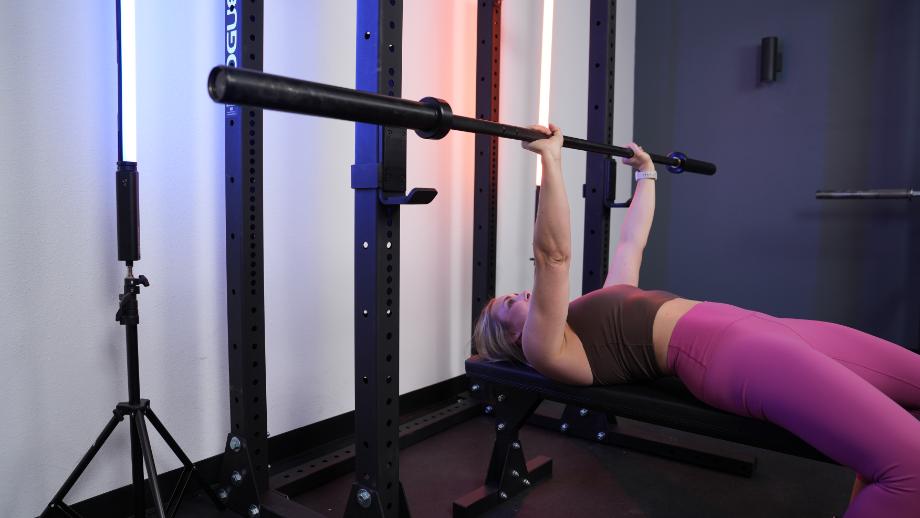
[41,399,224,518]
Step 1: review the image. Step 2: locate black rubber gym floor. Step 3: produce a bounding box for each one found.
[175,401,853,518]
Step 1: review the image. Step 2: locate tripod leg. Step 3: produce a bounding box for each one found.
[146,408,224,509]
[40,411,124,518]
[130,415,145,518]
[134,413,167,518]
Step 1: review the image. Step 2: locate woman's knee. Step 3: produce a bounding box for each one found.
[871,440,920,493]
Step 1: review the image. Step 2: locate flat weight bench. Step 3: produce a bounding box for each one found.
[453,355,836,517]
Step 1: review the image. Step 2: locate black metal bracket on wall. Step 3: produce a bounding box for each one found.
[582,0,618,293]
[345,1,413,516]
[219,0,270,515]
[470,0,502,349]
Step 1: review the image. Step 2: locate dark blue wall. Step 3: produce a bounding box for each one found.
[635,0,920,349]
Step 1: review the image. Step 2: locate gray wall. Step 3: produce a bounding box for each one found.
[635,0,920,349]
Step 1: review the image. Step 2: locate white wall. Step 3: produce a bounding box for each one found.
[261,0,359,453]
[550,0,591,299]
[494,1,544,296]
[1,2,229,516]
[495,0,636,298]
[0,1,634,516]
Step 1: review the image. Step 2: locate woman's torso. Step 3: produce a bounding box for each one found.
[548,286,701,385]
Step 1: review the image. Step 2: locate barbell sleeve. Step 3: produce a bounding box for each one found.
[208,66,717,175]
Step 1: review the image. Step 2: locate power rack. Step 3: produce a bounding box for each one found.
[215,2,479,517]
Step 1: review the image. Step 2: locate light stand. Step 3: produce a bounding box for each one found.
[40,2,223,517]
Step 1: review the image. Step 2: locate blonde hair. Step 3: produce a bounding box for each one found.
[471,298,527,364]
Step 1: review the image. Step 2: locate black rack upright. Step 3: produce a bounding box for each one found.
[582,0,619,292]
[470,0,502,343]
[217,0,270,515]
[345,0,414,516]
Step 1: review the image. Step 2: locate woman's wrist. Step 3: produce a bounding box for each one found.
[541,153,562,166]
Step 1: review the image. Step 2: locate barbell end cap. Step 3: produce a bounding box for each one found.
[208,66,229,102]
[415,97,453,140]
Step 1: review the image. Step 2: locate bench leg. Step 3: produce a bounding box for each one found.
[453,381,553,517]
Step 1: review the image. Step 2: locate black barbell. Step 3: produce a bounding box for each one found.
[207,65,716,176]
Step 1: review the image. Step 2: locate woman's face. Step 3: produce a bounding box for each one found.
[490,291,531,338]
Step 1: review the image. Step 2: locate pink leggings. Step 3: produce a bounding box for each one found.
[667,302,920,517]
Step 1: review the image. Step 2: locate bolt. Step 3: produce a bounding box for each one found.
[356,488,372,509]
[579,408,589,417]
[511,441,521,449]
[231,471,243,486]
[362,309,368,316]
[484,405,493,414]
[499,491,508,500]
[497,422,505,431]
[386,241,392,249]
[471,384,480,392]
[522,479,531,487]
[497,394,506,402]
[248,504,260,517]
[560,423,569,433]
[511,470,519,478]
[386,309,391,316]
[362,241,369,249]
[229,436,241,452]
[596,431,607,441]
[217,488,229,501]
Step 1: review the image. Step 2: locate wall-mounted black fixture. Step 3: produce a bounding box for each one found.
[761,36,782,83]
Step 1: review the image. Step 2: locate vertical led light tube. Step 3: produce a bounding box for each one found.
[116,0,140,263]
[117,0,137,162]
[535,0,554,186]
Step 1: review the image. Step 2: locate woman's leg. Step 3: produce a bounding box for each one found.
[770,317,920,502]
[776,317,920,416]
[668,303,920,518]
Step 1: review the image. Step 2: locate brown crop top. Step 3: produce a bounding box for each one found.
[566,284,678,384]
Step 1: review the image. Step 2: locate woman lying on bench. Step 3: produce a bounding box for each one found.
[471,124,920,517]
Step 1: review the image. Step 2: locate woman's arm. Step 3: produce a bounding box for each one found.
[520,125,571,369]
[605,144,656,287]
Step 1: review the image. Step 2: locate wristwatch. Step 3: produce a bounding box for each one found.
[635,170,658,181]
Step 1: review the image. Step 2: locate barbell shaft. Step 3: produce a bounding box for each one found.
[816,189,918,199]
[208,66,716,175]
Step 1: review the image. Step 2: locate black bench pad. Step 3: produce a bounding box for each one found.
[466,357,833,463]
